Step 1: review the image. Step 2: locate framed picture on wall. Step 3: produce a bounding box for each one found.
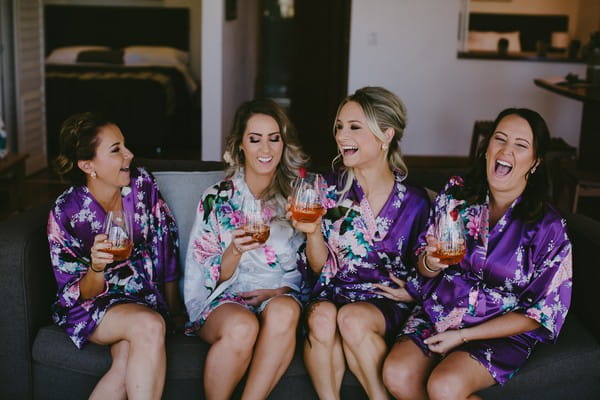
[226,0,237,21]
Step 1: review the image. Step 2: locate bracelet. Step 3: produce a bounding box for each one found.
[89,264,105,273]
[422,255,440,273]
[458,328,469,344]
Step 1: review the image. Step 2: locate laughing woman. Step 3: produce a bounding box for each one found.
[293,87,430,400]
[184,99,309,400]
[383,108,572,399]
[48,113,181,400]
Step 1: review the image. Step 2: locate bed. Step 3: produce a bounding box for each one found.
[44,5,199,159]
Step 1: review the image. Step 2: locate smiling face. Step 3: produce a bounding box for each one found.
[240,113,284,181]
[83,124,134,189]
[335,101,387,170]
[485,114,539,200]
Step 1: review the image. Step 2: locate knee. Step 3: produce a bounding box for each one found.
[110,341,130,371]
[130,311,166,350]
[382,358,423,399]
[306,303,338,344]
[427,370,463,400]
[220,314,259,353]
[337,304,371,345]
[262,297,300,334]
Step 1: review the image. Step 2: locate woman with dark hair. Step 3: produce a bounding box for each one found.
[48,112,181,399]
[293,86,430,399]
[383,108,572,399]
[184,98,309,399]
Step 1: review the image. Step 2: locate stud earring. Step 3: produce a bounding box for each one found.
[531,166,537,174]
[90,171,97,179]
[381,143,389,151]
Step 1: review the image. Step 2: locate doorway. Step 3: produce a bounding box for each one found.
[257,0,351,171]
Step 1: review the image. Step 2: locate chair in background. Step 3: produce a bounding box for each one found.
[468,120,494,162]
[557,168,600,214]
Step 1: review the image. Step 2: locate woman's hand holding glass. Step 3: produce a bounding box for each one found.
[230,198,270,256]
[423,209,466,273]
[288,170,326,234]
[90,234,113,272]
[103,210,133,261]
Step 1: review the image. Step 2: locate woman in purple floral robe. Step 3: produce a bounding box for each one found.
[383,108,572,399]
[293,87,430,400]
[48,113,180,399]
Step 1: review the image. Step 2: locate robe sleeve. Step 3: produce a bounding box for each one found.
[144,170,180,283]
[406,177,462,300]
[47,206,108,309]
[517,216,572,343]
[183,182,229,323]
[296,174,339,288]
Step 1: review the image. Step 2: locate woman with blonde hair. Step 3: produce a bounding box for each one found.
[293,87,430,399]
[184,98,309,399]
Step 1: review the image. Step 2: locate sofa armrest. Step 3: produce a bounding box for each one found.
[566,213,600,343]
[0,203,56,399]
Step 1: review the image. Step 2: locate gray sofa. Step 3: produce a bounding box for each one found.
[1,161,599,399]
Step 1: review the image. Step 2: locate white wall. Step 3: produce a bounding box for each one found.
[348,0,586,157]
[221,0,258,150]
[201,0,223,161]
[201,0,258,161]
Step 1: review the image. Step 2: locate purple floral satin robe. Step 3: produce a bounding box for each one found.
[298,170,430,310]
[48,167,179,348]
[404,176,572,384]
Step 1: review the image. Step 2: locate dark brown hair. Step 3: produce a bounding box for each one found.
[53,112,113,185]
[459,108,550,222]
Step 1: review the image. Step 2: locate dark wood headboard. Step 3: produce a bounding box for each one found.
[469,13,568,52]
[44,5,190,55]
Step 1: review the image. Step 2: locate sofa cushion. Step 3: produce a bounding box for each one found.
[478,314,600,399]
[153,170,225,271]
[33,325,210,378]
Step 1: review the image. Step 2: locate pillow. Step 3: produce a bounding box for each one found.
[153,170,225,272]
[123,46,189,67]
[46,45,111,64]
[76,49,124,64]
[467,31,521,53]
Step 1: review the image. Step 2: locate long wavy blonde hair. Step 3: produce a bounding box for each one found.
[332,86,408,196]
[223,98,309,201]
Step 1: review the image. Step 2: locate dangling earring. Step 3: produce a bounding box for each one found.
[381,143,389,151]
[90,171,97,179]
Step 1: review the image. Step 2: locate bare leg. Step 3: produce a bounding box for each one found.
[382,338,436,400]
[427,351,496,400]
[304,301,345,400]
[89,340,129,400]
[337,302,388,400]
[199,303,259,400]
[89,303,167,400]
[241,296,301,400]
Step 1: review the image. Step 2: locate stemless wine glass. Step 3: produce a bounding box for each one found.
[242,198,270,244]
[291,172,324,223]
[432,208,466,265]
[103,210,133,262]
